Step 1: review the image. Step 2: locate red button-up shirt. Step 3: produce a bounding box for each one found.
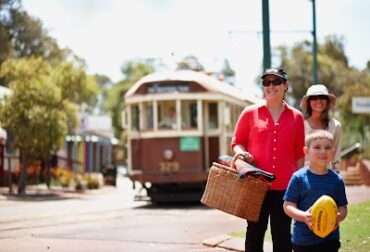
[231,102,305,190]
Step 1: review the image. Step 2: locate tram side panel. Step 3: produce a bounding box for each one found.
[130,137,210,183]
[208,136,220,167]
[129,136,219,201]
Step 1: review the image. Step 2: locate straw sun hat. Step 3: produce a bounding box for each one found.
[300,84,336,112]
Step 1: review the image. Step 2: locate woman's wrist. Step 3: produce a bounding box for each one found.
[237,151,247,158]
[237,151,255,164]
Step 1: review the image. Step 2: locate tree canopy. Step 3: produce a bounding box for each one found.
[0,0,78,85]
[276,35,370,158]
[106,59,155,137]
[0,57,98,193]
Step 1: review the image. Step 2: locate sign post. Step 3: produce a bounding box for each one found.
[352,97,370,114]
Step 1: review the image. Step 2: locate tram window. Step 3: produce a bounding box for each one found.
[224,105,232,132]
[231,105,243,126]
[208,103,218,129]
[143,102,154,130]
[181,100,197,129]
[131,105,140,131]
[158,101,177,129]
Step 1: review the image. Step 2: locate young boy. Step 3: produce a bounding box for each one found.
[283,130,348,252]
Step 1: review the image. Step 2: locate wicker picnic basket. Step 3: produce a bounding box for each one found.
[201,157,270,222]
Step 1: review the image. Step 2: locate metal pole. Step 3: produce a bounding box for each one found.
[312,0,318,83]
[262,0,271,71]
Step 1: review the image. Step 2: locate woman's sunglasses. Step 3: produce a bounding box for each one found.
[309,95,329,101]
[262,78,284,87]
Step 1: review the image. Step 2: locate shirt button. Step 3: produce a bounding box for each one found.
[272,165,275,168]
[273,131,276,134]
[273,156,276,160]
[273,148,276,151]
[273,139,276,142]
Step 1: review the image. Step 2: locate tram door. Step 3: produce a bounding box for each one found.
[0,140,3,186]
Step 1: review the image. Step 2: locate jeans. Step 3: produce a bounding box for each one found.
[245,190,292,252]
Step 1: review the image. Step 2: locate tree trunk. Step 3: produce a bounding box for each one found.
[17,151,28,195]
[46,161,51,188]
[39,158,46,184]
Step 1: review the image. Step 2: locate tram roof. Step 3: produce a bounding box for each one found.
[125,70,260,103]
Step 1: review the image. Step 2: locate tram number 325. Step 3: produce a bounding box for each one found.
[159,161,180,173]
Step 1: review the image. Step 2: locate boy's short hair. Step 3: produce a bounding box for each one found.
[305,130,334,147]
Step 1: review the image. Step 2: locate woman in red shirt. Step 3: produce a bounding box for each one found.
[231,68,305,252]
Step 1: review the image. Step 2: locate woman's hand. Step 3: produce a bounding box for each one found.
[232,145,255,165]
[238,151,255,165]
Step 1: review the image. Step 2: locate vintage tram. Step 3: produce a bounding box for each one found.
[124,70,257,202]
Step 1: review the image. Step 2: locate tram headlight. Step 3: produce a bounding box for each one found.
[163,149,174,160]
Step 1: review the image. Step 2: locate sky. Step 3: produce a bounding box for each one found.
[22,0,370,98]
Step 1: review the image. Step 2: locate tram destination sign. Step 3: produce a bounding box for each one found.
[147,83,189,93]
[352,97,370,114]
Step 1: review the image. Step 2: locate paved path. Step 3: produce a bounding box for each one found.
[1,184,369,252]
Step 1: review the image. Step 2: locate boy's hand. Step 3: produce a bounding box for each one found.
[333,212,340,230]
[305,208,313,230]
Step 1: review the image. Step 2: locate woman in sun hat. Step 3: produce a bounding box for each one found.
[300,84,342,172]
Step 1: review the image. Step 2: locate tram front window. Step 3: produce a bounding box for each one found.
[158,101,177,129]
[181,100,197,129]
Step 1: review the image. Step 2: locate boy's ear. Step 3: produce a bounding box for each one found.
[303,146,308,155]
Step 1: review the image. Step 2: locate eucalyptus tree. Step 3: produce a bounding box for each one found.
[276,35,370,158]
[176,55,204,71]
[106,59,155,138]
[0,0,69,86]
[0,57,97,194]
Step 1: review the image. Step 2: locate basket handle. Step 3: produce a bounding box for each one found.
[230,152,245,171]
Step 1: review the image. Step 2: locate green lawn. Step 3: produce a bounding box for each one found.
[229,200,370,251]
[340,200,370,251]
